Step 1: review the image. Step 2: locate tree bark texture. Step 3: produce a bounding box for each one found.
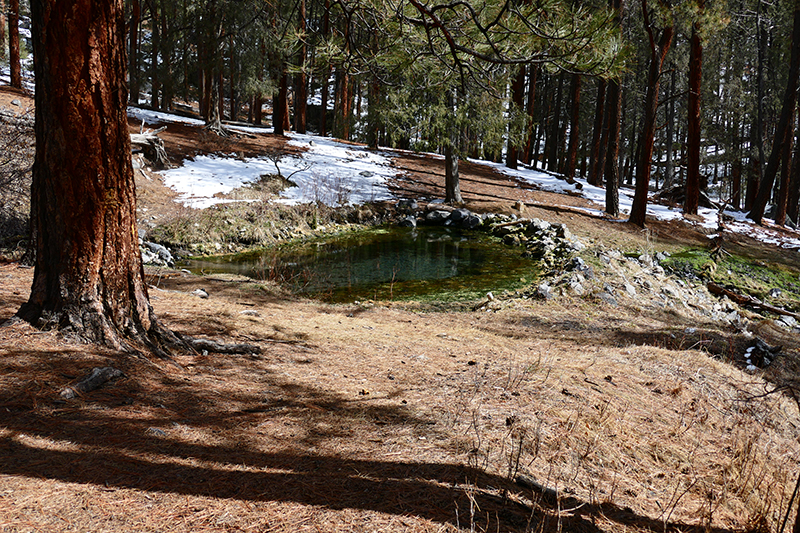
[523,65,538,165]
[629,0,673,227]
[605,78,622,217]
[748,0,800,224]
[0,0,6,61]
[8,0,21,88]
[564,73,582,180]
[445,143,462,204]
[128,0,140,104]
[588,78,606,186]
[294,0,308,134]
[685,2,704,215]
[506,65,526,170]
[789,105,800,223]
[20,0,178,354]
[775,116,794,226]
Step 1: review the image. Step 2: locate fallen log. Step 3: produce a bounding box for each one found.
[184,336,262,355]
[707,282,800,320]
[60,366,125,399]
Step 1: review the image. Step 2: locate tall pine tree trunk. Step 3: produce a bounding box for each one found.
[685,0,704,215]
[523,65,538,165]
[128,0,140,104]
[588,78,607,186]
[629,0,673,227]
[8,0,21,88]
[788,106,800,224]
[604,0,624,216]
[506,65,526,170]
[0,0,6,62]
[149,0,160,109]
[564,73,582,180]
[749,0,800,224]
[294,0,308,134]
[20,0,180,355]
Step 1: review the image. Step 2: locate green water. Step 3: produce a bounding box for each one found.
[181,226,539,302]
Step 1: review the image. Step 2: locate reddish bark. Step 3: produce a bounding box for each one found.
[603,0,624,216]
[684,0,704,215]
[21,0,179,354]
[629,0,674,227]
[0,0,5,61]
[8,0,20,88]
[775,118,794,226]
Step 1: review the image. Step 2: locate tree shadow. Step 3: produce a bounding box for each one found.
[0,346,747,532]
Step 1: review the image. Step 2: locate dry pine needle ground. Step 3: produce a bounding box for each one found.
[1,260,799,533]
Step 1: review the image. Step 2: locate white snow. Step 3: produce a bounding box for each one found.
[126,106,800,251]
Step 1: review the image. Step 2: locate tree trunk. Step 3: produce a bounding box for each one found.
[604,0,624,216]
[293,0,308,134]
[789,105,800,223]
[775,115,794,226]
[749,0,800,224]
[20,0,180,355]
[149,0,160,109]
[685,2,704,215]
[523,65,539,165]
[128,0,140,104]
[547,73,564,172]
[564,73,582,180]
[445,142,462,204]
[588,78,607,186]
[506,65,526,170]
[8,0,21,88]
[0,0,6,62]
[664,68,676,189]
[629,0,674,227]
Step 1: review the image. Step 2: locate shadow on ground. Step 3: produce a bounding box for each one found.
[0,342,750,533]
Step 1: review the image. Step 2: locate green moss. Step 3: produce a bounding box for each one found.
[663,248,800,312]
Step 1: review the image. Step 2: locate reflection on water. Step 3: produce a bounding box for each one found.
[181,226,538,302]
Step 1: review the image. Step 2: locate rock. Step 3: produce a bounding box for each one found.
[397,198,418,212]
[569,281,585,296]
[537,283,553,300]
[638,254,653,267]
[624,283,637,297]
[426,210,451,223]
[462,214,483,229]
[398,215,417,228]
[448,208,471,223]
[11,99,21,106]
[145,242,174,266]
[597,292,618,306]
[768,288,782,299]
[779,315,797,329]
[192,288,209,299]
[527,219,551,233]
[240,310,260,316]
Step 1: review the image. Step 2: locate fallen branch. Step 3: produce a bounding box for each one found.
[60,367,126,399]
[184,336,262,354]
[707,282,800,320]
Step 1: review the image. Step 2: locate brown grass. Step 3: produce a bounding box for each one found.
[2,260,799,532]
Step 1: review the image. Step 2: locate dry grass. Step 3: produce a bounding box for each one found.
[2,261,799,533]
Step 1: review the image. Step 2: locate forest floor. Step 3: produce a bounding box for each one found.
[2,84,800,532]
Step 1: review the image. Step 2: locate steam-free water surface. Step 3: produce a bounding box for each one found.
[181,226,538,302]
